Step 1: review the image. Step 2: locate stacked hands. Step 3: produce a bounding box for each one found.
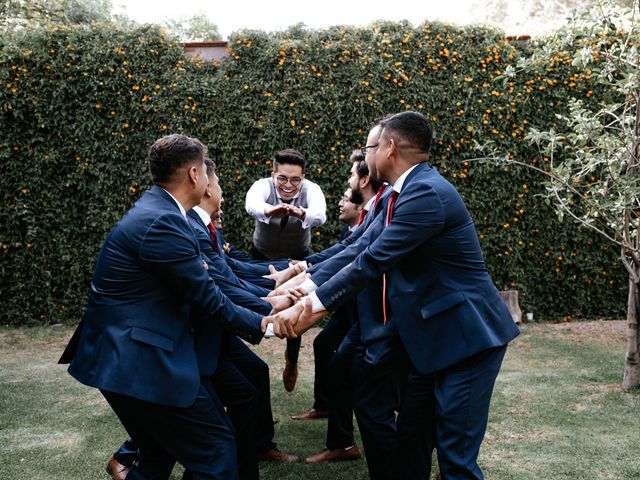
[259,263,327,338]
[264,203,306,220]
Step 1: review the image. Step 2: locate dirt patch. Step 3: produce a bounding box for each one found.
[537,320,626,347]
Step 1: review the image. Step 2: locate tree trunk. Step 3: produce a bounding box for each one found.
[623,278,640,390]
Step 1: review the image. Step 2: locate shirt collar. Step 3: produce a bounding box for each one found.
[192,205,211,225]
[162,188,187,218]
[363,195,376,212]
[392,164,420,194]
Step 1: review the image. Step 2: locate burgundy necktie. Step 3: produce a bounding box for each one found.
[356,208,368,226]
[373,184,386,209]
[207,222,220,254]
[382,190,399,325]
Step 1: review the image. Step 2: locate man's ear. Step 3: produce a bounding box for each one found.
[360,174,371,189]
[188,165,198,186]
[387,138,398,158]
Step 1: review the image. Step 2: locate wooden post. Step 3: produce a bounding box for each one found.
[499,290,522,324]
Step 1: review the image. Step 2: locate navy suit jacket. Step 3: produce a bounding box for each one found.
[68,186,264,408]
[309,189,391,285]
[216,231,288,289]
[187,211,272,306]
[316,163,519,374]
[305,187,391,273]
[309,190,396,364]
[186,210,271,376]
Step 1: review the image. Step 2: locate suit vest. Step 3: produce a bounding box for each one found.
[252,180,310,259]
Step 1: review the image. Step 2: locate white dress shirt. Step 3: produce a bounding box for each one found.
[245,177,327,229]
[192,205,211,225]
[162,188,187,219]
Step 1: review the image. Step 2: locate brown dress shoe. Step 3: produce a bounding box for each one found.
[106,456,129,480]
[305,445,361,464]
[282,353,298,392]
[290,408,329,420]
[258,448,301,463]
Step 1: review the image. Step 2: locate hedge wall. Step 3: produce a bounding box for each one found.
[0,22,626,325]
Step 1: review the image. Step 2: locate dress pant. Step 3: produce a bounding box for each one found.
[219,335,276,454]
[324,330,358,449]
[351,345,408,480]
[396,371,437,480]
[434,345,507,480]
[206,353,260,480]
[311,306,355,411]
[113,438,139,466]
[250,243,305,365]
[112,337,273,480]
[102,385,238,480]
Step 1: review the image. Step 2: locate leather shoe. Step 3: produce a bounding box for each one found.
[305,445,361,464]
[290,408,329,420]
[258,448,300,463]
[106,456,129,480]
[282,353,298,392]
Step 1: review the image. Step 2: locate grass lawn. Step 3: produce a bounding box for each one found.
[1,321,639,479]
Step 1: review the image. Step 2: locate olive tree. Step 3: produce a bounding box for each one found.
[493,0,640,389]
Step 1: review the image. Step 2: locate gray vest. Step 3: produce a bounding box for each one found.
[253,180,311,259]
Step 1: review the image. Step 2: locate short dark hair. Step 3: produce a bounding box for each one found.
[379,111,432,154]
[148,134,206,185]
[350,149,382,192]
[274,148,306,172]
[204,157,216,178]
[349,189,364,205]
[350,149,368,178]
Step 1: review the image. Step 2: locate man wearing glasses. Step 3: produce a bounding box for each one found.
[245,148,327,392]
[245,148,327,261]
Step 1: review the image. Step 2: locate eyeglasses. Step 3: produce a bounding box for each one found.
[275,175,303,186]
[359,144,379,156]
[341,195,355,203]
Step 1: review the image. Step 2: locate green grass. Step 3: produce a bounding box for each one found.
[1,322,639,479]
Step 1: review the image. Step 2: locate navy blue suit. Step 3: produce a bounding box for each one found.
[307,225,360,451]
[187,210,271,320]
[187,211,283,453]
[110,207,278,480]
[315,163,519,479]
[66,186,264,480]
[212,230,292,301]
[310,188,416,479]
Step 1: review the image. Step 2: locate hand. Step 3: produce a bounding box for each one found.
[265,302,305,339]
[287,285,308,301]
[268,271,309,297]
[285,204,306,219]
[261,294,294,314]
[293,298,328,336]
[264,204,290,218]
[263,262,307,288]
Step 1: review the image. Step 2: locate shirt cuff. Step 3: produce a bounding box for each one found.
[257,210,271,223]
[299,277,318,293]
[300,207,312,229]
[308,292,326,313]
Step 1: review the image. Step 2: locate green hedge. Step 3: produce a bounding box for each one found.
[0,22,626,325]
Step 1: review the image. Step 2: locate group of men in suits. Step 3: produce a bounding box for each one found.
[62,110,519,480]
[264,111,520,479]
